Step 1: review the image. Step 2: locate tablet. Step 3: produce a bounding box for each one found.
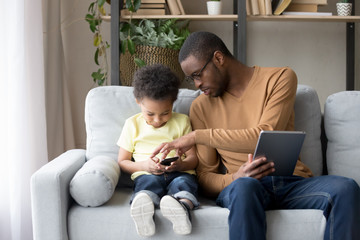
[253,130,306,176]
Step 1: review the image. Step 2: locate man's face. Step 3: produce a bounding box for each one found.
[181,54,227,97]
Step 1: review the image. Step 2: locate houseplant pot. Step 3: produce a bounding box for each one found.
[120,18,190,85]
[207,0,222,15]
[336,1,352,16]
[120,45,184,86]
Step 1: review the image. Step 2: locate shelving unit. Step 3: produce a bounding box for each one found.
[110,0,358,90]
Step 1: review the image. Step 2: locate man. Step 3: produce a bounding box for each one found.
[152,31,360,240]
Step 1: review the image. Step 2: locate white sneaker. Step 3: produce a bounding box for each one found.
[130,192,155,237]
[160,195,192,235]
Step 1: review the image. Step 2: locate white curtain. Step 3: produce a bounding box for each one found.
[0,0,48,239]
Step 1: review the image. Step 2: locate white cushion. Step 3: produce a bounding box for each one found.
[70,156,120,207]
[324,91,360,185]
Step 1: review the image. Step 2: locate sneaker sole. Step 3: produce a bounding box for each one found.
[130,193,155,237]
[160,196,191,235]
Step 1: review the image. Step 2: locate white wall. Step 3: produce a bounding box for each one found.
[182,0,360,111]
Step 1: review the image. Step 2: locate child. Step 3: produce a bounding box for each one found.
[117,64,199,237]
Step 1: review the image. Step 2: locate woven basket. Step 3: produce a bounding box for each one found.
[119,45,185,86]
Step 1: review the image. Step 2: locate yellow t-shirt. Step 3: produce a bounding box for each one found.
[117,112,195,180]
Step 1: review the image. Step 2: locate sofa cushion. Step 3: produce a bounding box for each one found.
[294,85,323,176]
[68,188,325,240]
[324,91,360,185]
[70,156,120,207]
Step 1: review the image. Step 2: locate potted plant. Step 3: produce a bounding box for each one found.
[336,0,352,16]
[207,0,222,15]
[86,0,110,85]
[86,0,190,86]
[119,18,190,86]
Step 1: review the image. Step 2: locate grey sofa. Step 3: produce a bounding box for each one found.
[31,85,360,240]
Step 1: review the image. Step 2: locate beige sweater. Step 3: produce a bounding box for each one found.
[190,66,313,197]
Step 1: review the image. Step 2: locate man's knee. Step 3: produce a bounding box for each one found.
[229,177,263,196]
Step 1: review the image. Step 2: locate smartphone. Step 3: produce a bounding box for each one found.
[160,157,179,166]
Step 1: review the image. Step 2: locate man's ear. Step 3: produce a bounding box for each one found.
[213,50,225,66]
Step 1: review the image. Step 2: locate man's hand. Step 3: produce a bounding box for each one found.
[232,154,275,180]
[151,131,196,160]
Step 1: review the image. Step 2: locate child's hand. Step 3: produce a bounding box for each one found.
[145,156,166,175]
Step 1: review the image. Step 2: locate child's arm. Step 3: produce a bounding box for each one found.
[118,147,166,175]
[164,146,198,172]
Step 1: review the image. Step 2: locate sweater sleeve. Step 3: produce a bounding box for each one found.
[196,67,297,153]
[190,105,234,197]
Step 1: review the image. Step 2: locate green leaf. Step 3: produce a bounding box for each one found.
[133,0,141,12]
[91,69,105,80]
[85,14,94,23]
[89,23,96,33]
[97,0,106,7]
[120,40,127,54]
[88,3,95,12]
[127,39,135,55]
[94,48,99,65]
[134,57,146,67]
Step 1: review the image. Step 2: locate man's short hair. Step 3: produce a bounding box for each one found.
[133,64,180,102]
[179,31,233,63]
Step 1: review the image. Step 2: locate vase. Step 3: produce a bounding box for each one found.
[336,3,352,16]
[207,1,222,15]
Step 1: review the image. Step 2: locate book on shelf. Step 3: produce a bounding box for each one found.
[139,0,166,3]
[282,11,332,16]
[140,3,166,9]
[121,8,166,15]
[291,0,327,5]
[286,3,318,12]
[250,0,260,15]
[258,0,266,15]
[264,0,272,15]
[273,0,292,16]
[176,0,185,15]
[166,0,185,15]
[167,0,181,15]
[247,0,272,16]
[246,0,251,15]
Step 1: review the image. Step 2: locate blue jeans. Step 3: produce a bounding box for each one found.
[132,172,199,207]
[216,175,360,240]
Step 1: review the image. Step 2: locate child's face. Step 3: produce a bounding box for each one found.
[136,97,173,128]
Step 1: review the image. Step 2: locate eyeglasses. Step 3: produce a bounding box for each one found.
[185,53,213,83]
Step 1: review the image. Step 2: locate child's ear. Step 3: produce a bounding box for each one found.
[135,98,141,105]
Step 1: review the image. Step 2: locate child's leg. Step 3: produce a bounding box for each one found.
[130,174,167,237]
[160,173,199,235]
[131,192,155,237]
[167,173,199,208]
[132,174,167,207]
[160,195,192,235]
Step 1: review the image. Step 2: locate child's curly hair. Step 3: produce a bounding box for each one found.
[133,64,181,102]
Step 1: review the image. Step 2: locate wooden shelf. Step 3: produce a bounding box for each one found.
[102,14,237,21]
[248,15,360,22]
[102,14,360,22]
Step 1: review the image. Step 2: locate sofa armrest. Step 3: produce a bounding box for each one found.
[31,149,86,240]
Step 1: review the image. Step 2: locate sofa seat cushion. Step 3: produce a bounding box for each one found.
[68,188,325,240]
